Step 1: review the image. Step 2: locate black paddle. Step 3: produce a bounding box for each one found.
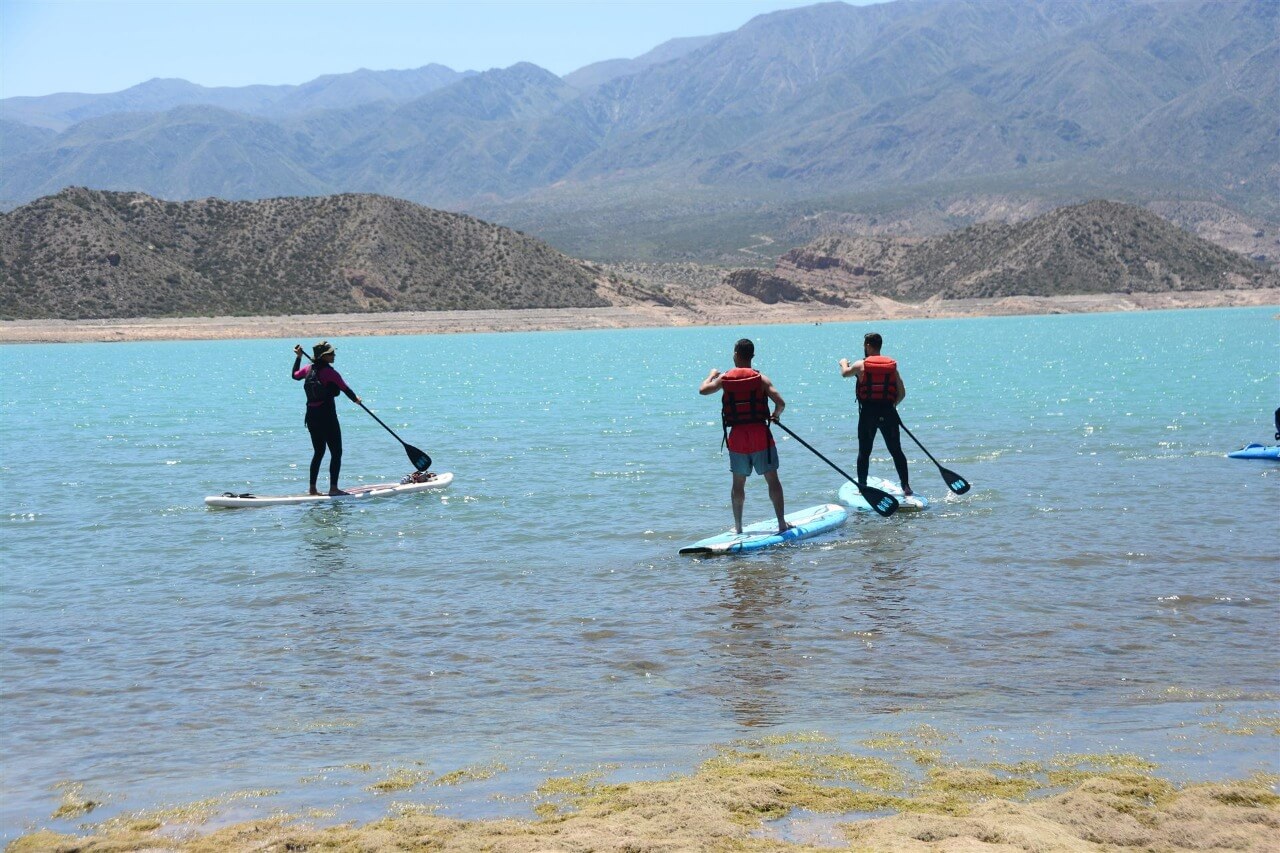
[772,420,899,517]
[299,348,432,472]
[896,414,969,495]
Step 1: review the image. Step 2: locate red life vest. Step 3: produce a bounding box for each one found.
[721,367,771,427]
[857,355,898,402]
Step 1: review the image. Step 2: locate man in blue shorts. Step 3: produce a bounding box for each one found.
[700,338,789,534]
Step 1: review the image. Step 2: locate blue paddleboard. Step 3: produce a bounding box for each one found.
[838,476,928,512]
[1227,443,1280,460]
[679,503,849,555]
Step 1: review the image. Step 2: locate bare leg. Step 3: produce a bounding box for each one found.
[731,474,747,533]
[763,470,789,533]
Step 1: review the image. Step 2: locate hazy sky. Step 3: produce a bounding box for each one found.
[1,0,875,98]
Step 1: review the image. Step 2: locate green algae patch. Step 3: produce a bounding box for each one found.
[50,782,100,819]
[904,747,942,766]
[98,788,279,830]
[798,752,906,791]
[389,801,441,817]
[367,767,432,793]
[860,723,956,753]
[924,766,1042,801]
[737,730,832,748]
[432,761,507,786]
[1204,713,1280,736]
[1052,752,1158,772]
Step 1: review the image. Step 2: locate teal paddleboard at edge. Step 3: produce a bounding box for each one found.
[1227,443,1280,460]
[679,503,849,555]
[838,476,928,511]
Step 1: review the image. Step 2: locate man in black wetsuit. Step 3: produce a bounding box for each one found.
[840,332,912,496]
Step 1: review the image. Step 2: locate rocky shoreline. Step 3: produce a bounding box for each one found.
[1,288,1276,344]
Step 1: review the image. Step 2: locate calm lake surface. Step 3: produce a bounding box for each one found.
[2,307,1277,837]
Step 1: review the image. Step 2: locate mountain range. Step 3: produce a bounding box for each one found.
[1,0,1276,262]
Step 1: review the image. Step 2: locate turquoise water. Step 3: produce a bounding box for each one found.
[2,307,1277,837]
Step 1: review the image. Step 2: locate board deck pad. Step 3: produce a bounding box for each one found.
[838,476,928,512]
[679,503,849,555]
[205,472,453,508]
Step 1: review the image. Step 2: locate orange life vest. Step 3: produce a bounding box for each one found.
[721,367,771,427]
[720,367,772,451]
[857,355,898,402]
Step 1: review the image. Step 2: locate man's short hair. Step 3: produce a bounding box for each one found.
[734,338,755,359]
[864,333,883,350]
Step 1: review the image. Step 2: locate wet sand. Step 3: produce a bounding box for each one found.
[13,735,1279,852]
[2,288,1276,344]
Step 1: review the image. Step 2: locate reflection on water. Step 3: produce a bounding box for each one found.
[707,561,806,726]
[302,504,354,577]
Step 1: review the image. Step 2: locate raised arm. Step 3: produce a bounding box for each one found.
[699,368,724,395]
[292,345,306,380]
[839,357,863,379]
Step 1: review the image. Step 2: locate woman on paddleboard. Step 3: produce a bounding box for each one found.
[292,341,360,496]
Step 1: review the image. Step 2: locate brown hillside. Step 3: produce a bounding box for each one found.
[0,188,663,319]
[728,201,1277,304]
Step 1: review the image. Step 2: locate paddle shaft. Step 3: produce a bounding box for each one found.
[895,412,970,494]
[772,421,858,483]
[772,420,898,517]
[895,417,944,469]
[356,399,411,446]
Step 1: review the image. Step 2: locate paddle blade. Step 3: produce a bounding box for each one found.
[859,484,899,517]
[405,444,432,472]
[940,467,970,495]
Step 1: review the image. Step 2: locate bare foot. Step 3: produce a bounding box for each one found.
[903,486,914,496]
[328,488,351,496]
[778,522,794,534]
[309,488,322,496]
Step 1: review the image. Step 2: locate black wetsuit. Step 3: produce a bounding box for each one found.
[306,402,343,491]
[293,357,354,491]
[857,401,910,487]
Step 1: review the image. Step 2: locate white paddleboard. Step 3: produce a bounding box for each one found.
[205,472,453,508]
[679,503,849,555]
[838,476,928,512]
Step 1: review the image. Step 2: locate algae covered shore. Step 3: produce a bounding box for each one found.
[14,729,1279,852]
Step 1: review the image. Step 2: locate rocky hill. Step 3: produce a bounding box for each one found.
[0,188,669,320]
[724,201,1278,305]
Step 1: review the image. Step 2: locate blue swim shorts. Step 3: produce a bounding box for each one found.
[729,446,779,476]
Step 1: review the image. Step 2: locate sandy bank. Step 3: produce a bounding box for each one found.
[2,289,1276,344]
[14,736,1279,852]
